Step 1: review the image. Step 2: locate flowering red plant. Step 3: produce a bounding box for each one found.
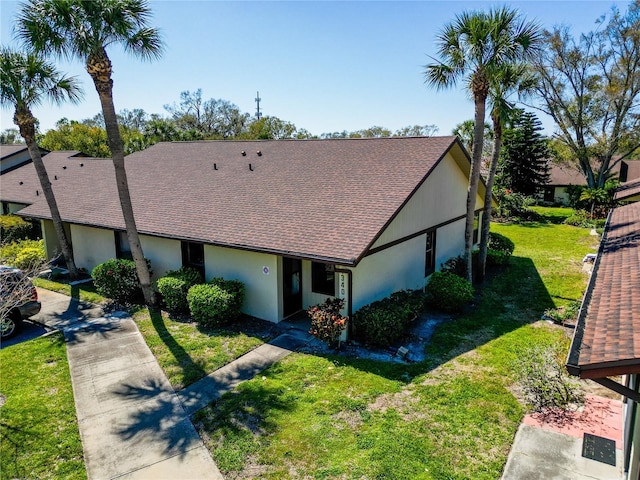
[307,297,348,348]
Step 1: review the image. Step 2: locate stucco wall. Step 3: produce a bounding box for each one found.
[139,235,182,279]
[371,152,476,248]
[204,245,279,323]
[554,186,571,205]
[71,224,116,272]
[41,220,72,260]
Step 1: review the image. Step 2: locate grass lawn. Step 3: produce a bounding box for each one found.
[133,308,272,390]
[193,209,600,479]
[32,277,107,305]
[0,333,86,479]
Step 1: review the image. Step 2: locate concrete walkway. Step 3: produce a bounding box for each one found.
[33,289,312,480]
[502,395,624,479]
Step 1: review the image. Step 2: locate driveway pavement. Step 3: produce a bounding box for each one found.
[32,289,222,480]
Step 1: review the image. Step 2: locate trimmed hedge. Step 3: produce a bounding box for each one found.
[0,215,38,243]
[156,267,203,313]
[92,258,143,304]
[426,272,474,312]
[187,278,245,328]
[352,289,424,347]
[0,239,46,269]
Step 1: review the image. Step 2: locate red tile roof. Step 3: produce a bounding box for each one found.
[14,137,468,265]
[567,201,640,378]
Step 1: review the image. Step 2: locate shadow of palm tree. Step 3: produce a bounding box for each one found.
[111,378,202,458]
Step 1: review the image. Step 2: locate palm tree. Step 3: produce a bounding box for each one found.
[0,47,81,278]
[425,7,541,282]
[17,0,164,305]
[477,64,535,282]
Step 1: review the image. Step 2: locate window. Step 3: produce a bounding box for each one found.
[115,231,132,259]
[473,212,480,244]
[425,229,436,277]
[181,241,205,278]
[312,262,335,296]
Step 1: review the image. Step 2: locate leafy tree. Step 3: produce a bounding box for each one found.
[0,47,80,277]
[497,110,550,196]
[39,118,111,157]
[240,115,297,140]
[18,0,164,305]
[425,7,542,282]
[530,1,640,188]
[394,124,439,137]
[451,119,493,159]
[0,128,24,144]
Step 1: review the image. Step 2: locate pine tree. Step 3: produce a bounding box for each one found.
[497,110,550,196]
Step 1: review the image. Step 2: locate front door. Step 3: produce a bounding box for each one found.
[283,258,302,317]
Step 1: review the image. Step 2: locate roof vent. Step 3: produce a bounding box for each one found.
[80,163,84,167]
[63,166,67,169]
[241,151,246,156]
[249,163,254,171]
[256,150,262,156]
[213,163,218,170]
[19,181,23,185]
[36,190,39,196]
[54,175,58,180]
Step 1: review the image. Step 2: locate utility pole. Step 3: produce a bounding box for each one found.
[255,91,262,120]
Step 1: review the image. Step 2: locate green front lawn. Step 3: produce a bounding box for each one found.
[0,333,86,479]
[133,308,271,390]
[193,210,599,479]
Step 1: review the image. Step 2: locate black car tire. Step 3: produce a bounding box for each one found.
[0,312,21,339]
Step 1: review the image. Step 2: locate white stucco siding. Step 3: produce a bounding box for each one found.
[351,235,425,312]
[554,186,571,205]
[204,245,279,323]
[70,224,116,272]
[139,235,182,279]
[372,152,477,249]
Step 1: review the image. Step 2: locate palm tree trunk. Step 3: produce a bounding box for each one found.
[477,116,502,283]
[464,92,488,282]
[87,51,155,305]
[14,109,79,279]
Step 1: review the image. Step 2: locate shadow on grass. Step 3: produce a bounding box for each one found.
[307,255,556,384]
[148,307,207,385]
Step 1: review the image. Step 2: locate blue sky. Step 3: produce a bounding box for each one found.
[0,0,632,137]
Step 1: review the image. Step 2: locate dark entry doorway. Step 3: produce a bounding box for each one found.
[283,258,302,317]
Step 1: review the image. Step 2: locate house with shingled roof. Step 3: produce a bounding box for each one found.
[7,136,488,323]
[542,159,640,205]
[566,201,640,479]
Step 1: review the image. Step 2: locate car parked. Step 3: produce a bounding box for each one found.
[0,265,41,339]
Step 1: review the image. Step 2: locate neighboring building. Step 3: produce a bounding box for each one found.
[566,201,640,479]
[1,150,86,217]
[615,179,640,204]
[9,137,487,324]
[542,159,640,205]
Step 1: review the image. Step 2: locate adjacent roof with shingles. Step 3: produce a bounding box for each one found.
[0,144,28,159]
[0,151,86,204]
[14,137,470,265]
[567,201,640,379]
[615,179,640,202]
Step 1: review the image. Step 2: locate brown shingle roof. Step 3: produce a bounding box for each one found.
[0,144,28,159]
[16,137,466,265]
[615,179,640,202]
[567,201,640,378]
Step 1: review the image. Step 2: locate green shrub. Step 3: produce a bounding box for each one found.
[425,272,474,312]
[0,215,38,243]
[516,344,584,412]
[92,258,143,304]
[441,255,467,278]
[0,239,45,269]
[307,297,348,348]
[486,232,515,266]
[208,277,245,321]
[187,283,234,328]
[563,210,593,228]
[157,267,203,313]
[352,289,423,347]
